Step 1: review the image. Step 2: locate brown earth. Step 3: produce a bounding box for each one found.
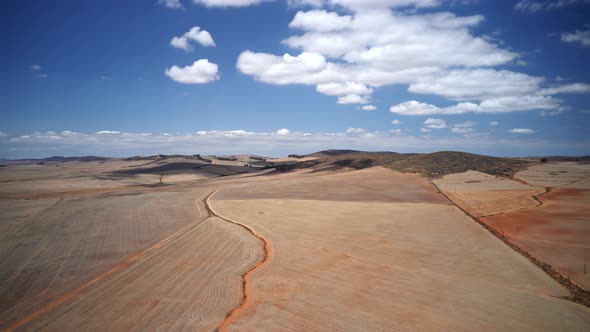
[210,198,590,331]
[216,167,449,204]
[483,188,590,290]
[1,156,589,331]
[433,171,545,217]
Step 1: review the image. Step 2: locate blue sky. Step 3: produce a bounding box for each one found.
[1,0,589,158]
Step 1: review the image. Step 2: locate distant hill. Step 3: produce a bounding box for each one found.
[384,151,529,178]
[42,156,110,162]
[271,150,530,178]
[308,149,363,157]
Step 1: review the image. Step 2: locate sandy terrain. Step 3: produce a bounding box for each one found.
[515,163,590,188]
[10,217,262,331]
[483,188,590,290]
[210,198,590,331]
[0,189,206,327]
[1,158,589,331]
[434,170,545,217]
[217,167,449,204]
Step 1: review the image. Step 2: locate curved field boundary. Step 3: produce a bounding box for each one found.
[432,181,590,308]
[203,191,271,332]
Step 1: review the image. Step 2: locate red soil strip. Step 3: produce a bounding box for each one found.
[203,191,271,332]
[2,207,206,332]
[431,182,590,308]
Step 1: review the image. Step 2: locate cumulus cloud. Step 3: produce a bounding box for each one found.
[276,128,290,135]
[361,105,377,111]
[515,0,589,12]
[337,94,369,104]
[289,10,353,32]
[561,28,590,47]
[451,121,477,133]
[95,130,121,135]
[192,0,268,7]
[235,1,590,111]
[489,121,499,126]
[30,64,41,71]
[389,129,403,134]
[392,119,401,125]
[288,0,324,7]
[316,82,372,96]
[170,26,215,51]
[327,0,443,10]
[420,128,432,133]
[408,69,544,101]
[159,0,184,9]
[345,127,367,134]
[390,95,562,115]
[509,128,535,134]
[165,59,220,84]
[424,118,447,129]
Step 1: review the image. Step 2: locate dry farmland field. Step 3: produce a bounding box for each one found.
[1,152,589,331]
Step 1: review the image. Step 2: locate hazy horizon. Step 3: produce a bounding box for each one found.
[2,0,590,158]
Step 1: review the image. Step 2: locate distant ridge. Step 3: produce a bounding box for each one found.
[281,150,530,178]
[384,151,529,178]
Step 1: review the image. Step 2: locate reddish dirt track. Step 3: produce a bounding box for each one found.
[483,188,590,290]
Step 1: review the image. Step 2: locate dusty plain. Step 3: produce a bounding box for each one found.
[437,163,590,291]
[212,168,590,331]
[1,154,589,331]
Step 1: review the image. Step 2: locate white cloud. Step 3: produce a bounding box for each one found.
[30,64,41,71]
[539,83,590,94]
[389,129,403,134]
[451,121,477,133]
[561,28,590,47]
[420,128,432,133]
[424,118,447,129]
[515,0,589,12]
[390,95,562,115]
[8,128,587,159]
[489,121,499,126]
[509,128,535,134]
[38,74,48,79]
[316,81,372,96]
[237,51,340,85]
[390,101,441,115]
[95,131,121,135]
[328,0,443,10]
[361,105,377,111]
[165,59,220,84]
[170,26,215,51]
[100,76,112,80]
[289,10,353,32]
[288,0,324,7]
[276,128,290,135]
[392,119,401,125]
[159,0,184,9]
[345,127,367,134]
[408,69,544,101]
[235,2,590,111]
[337,94,369,104]
[451,127,475,133]
[192,0,268,7]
